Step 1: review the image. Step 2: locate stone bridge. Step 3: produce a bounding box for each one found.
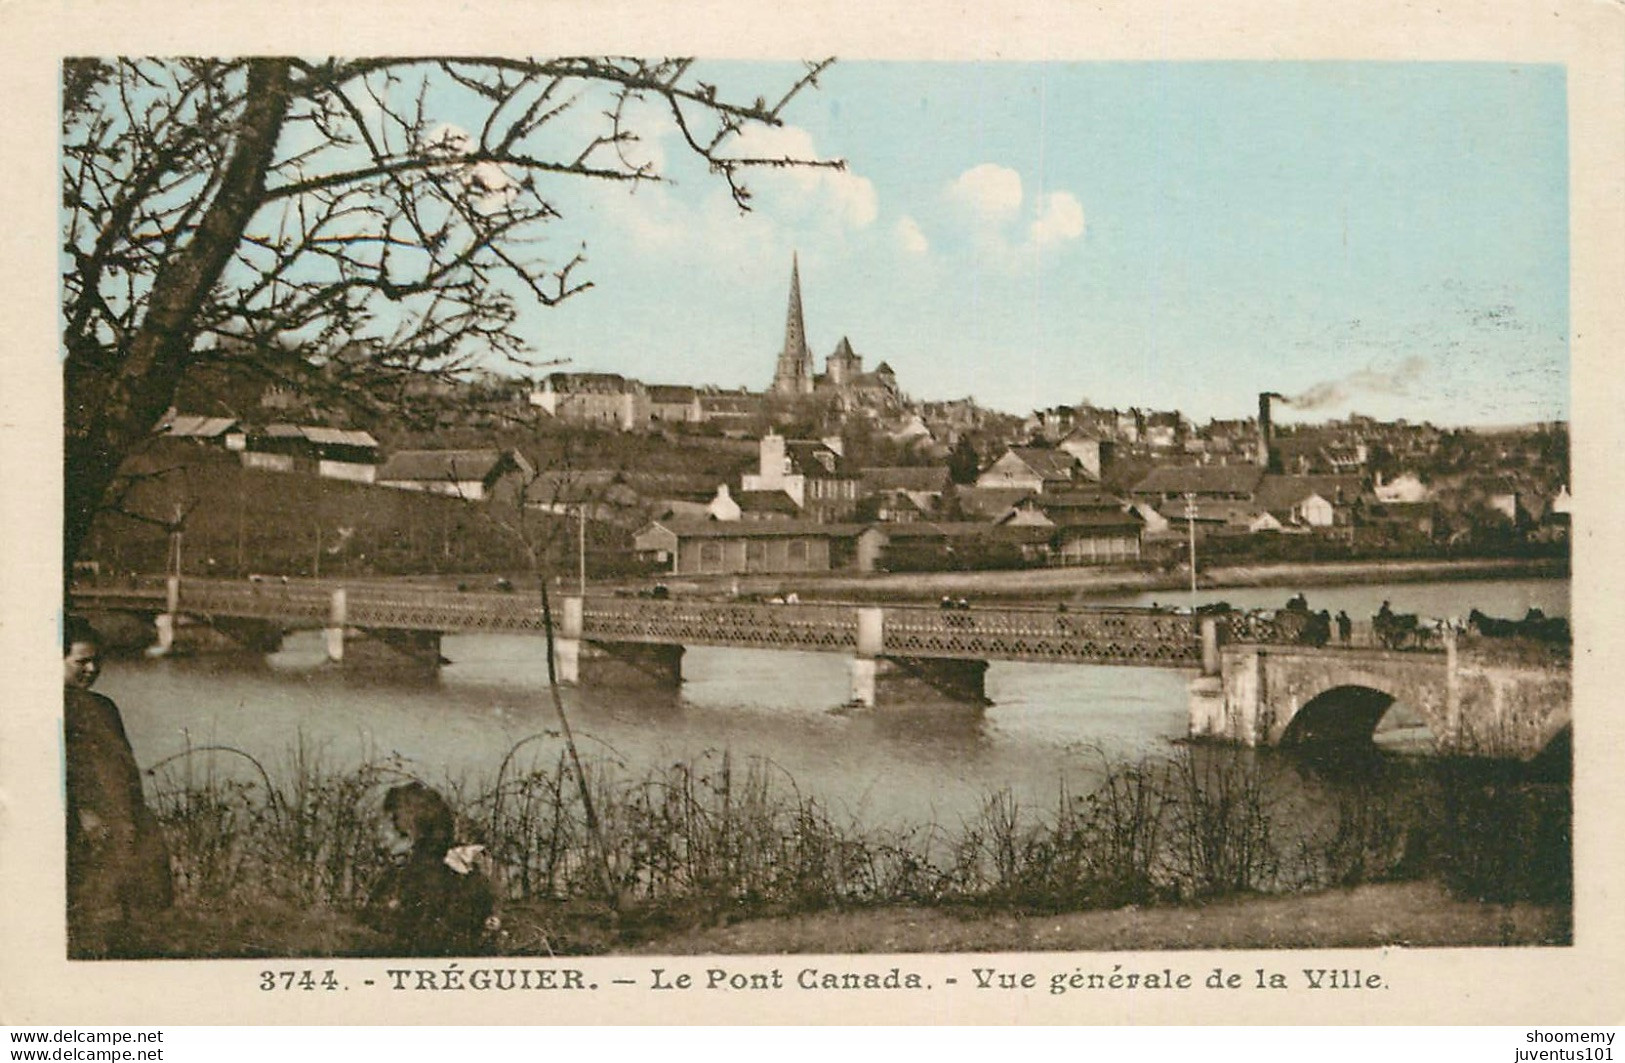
[1187,637,1571,760]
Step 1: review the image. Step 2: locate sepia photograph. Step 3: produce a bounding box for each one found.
[6,0,1625,1029]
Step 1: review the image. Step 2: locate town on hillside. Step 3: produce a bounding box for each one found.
[92,256,1572,584]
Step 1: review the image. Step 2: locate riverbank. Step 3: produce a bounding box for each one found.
[618,880,1570,954]
[105,880,1569,958]
[651,556,1569,605]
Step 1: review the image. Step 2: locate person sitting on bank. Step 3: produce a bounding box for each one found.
[364,782,496,956]
[63,615,172,954]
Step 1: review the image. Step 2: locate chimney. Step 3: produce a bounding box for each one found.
[760,431,787,482]
[1257,392,1284,472]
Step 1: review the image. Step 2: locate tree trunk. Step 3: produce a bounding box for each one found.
[63,59,294,581]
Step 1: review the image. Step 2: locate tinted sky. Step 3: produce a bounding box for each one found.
[509,61,1568,427]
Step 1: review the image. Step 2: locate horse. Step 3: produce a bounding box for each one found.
[1373,609,1422,649]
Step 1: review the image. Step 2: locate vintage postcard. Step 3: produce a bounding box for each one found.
[3,0,1623,1027]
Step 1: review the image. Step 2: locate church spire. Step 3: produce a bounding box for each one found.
[771,253,815,395]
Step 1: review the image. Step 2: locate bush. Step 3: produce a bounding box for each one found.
[141,740,1571,955]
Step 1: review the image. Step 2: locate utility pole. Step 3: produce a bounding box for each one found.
[578,504,587,597]
[1184,492,1198,612]
[169,502,184,582]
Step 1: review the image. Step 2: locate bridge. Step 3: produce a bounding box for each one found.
[71,576,1211,700]
[1188,638,1571,760]
[71,577,1569,758]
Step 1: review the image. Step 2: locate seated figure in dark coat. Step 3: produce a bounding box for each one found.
[364,782,495,956]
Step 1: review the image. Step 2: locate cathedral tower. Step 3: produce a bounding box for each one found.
[770,254,815,396]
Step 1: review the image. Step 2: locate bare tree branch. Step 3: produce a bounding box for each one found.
[62,56,838,575]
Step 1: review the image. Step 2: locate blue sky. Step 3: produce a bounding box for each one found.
[504,61,1568,427]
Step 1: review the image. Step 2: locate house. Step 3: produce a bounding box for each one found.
[697,389,764,431]
[1130,501,1172,536]
[1142,411,1185,451]
[860,466,954,523]
[1050,509,1145,565]
[160,413,240,447]
[1550,485,1573,517]
[994,489,1126,526]
[646,384,702,425]
[706,484,744,522]
[1484,484,1529,526]
[525,469,642,522]
[1374,472,1431,504]
[1027,405,1078,443]
[1254,475,1363,528]
[735,489,801,521]
[376,448,534,503]
[975,447,1085,493]
[1157,498,1281,536]
[1321,444,1368,474]
[953,486,1032,521]
[1202,418,1256,458]
[1130,465,1265,506]
[992,491,1144,565]
[529,372,645,430]
[632,519,863,575]
[236,423,380,481]
[1056,429,1115,480]
[740,433,861,522]
[1271,434,1368,475]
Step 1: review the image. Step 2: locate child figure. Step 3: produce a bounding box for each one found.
[365,783,495,956]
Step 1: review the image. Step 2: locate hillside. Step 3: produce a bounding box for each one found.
[82,440,641,580]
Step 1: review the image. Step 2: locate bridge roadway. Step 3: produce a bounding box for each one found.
[74,577,1566,756]
[71,576,1210,668]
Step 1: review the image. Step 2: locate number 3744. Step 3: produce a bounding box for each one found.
[260,970,344,991]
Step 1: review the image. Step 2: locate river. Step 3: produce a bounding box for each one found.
[97,576,1568,833]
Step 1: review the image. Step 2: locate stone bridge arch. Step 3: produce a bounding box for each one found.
[1267,653,1452,749]
[1277,682,1436,748]
[1206,642,1570,759]
[1206,646,1451,750]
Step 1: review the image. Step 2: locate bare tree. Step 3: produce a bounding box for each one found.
[63,56,840,573]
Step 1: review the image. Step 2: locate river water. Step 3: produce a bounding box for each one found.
[98,577,1568,833]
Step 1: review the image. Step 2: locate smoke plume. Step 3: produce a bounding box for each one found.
[1284,356,1428,411]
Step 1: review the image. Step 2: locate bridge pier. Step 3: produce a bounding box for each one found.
[849,656,990,708]
[552,597,684,690]
[335,628,447,675]
[321,588,446,674]
[151,575,284,657]
[579,642,685,689]
[1187,646,1268,745]
[847,606,989,708]
[1187,674,1227,739]
[151,616,285,656]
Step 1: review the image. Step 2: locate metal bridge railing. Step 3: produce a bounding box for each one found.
[582,598,859,652]
[73,577,1459,662]
[881,603,1202,665]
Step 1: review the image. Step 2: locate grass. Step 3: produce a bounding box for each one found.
[104,739,1570,958]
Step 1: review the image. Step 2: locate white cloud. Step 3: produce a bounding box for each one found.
[948,163,1023,221]
[1029,191,1086,246]
[895,215,930,256]
[729,124,877,229]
